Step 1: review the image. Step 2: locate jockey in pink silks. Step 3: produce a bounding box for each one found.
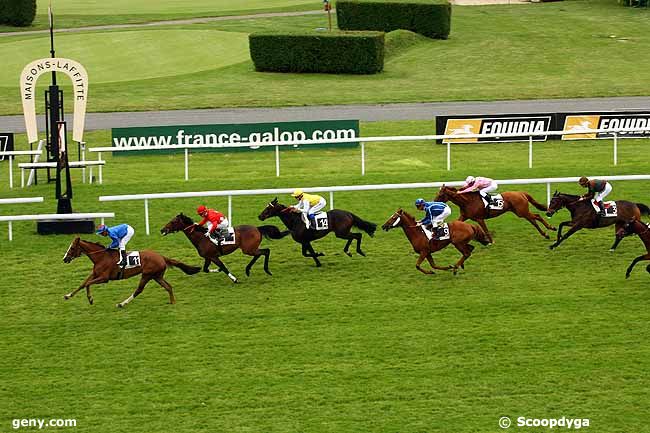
[458,176,498,206]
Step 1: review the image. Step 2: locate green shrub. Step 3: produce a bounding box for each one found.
[336,0,451,40]
[249,31,385,75]
[0,0,37,27]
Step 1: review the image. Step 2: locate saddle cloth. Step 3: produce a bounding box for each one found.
[207,227,236,246]
[484,193,504,210]
[311,212,329,230]
[591,200,617,217]
[124,251,141,269]
[422,223,451,241]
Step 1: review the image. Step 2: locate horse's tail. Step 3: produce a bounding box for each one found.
[637,203,650,217]
[524,192,548,211]
[351,213,377,237]
[471,224,491,246]
[163,257,201,275]
[257,225,290,240]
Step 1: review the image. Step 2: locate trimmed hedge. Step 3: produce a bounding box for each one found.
[0,0,37,26]
[336,0,451,40]
[249,31,385,74]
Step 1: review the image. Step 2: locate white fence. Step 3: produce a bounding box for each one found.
[0,150,42,189]
[0,212,115,241]
[98,174,650,236]
[89,126,650,180]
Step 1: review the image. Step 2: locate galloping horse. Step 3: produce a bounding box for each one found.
[258,198,377,267]
[615,219,650,278]
[382,209,490,274]
[161,213,289,283]
[546,192,650,250]
[62,237,200,308]
[434,185,554,243]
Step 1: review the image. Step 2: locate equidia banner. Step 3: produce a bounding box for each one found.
[559,112,650,140]
[436,114,554,144]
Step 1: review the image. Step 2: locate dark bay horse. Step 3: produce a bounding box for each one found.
[62,237,200,308]
[258,198,377,267]
[546,192,650,250]
[382,209,490,274]
[616,219,650,278]
[434,185,554,243]
[161,213,289,283]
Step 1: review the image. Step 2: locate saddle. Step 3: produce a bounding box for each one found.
[422,223,451,241]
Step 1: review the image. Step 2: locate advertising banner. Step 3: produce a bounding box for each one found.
[436,114,555,143]
[559,112,650,140]
[0,133,14,161]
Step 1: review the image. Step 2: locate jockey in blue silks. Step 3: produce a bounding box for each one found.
[96,223,135,268]
[415,198,452,236]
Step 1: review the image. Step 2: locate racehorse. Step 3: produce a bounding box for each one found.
[160,213,290,283]
[434,185,554,243]
[615,219,650,278]
[258,198,377,267]
[62,237,200,308]
[381,208,490,274]
[546,192,650,250]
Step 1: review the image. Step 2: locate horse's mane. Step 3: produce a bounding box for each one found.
[178,213,194,225]
[555,192,580,199]
[81,240,106,248]
[442,186,458,192]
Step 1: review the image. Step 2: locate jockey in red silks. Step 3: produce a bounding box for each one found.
[196,205,230,242]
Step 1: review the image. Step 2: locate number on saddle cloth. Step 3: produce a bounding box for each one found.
[311,212,329,230]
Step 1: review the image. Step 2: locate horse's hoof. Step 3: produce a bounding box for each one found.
[88,298,94,305]
[265,270,272,276]
[625,274,631,279]
[116,303,123,308]
[544,234,550,240]
[209,269,221,273]
[245,269,251,277]
[550,226,557,231]
[63,295,70,300]
[549,245,555,250]
[344,251,352,257]
[358,251,366,257]
[609,248,615,253]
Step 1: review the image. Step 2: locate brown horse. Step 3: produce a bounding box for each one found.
[615,219,650,278]
[161,213,290,283]
[258,198,376,267]
[434,185,554,243]
[381,209,490,274]
[546,192,650,250]
[62,237,200,308]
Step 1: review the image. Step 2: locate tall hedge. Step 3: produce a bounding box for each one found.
[0,0,37,27]
[249,31,385,74]
[337,0,451,40]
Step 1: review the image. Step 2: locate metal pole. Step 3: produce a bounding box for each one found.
[8,221,12,241]
[184,148,189,181]
[361,142,365,176]
[21,168,24,188]
[446,142,451,171]
[275,145,280,177]
[547,183,551,206]
[144,198,150,235]
[89,167,93,184]
[528,135,533,168]
[101,217,105,225]
[81,142,86,183]
[329,191,334,210]
[613,133,618,166]
[9,155,13,189]
[98,152,103,184]
[228,195,232,223]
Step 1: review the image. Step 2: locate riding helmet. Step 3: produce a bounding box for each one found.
[292,189,304,198]
[95,224,107,234]
[197,205,207,215]
[415,198,425,206]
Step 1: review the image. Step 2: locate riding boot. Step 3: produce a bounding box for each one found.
[117,249,127,268]
[483,193,492,207]
[597,201,605,216]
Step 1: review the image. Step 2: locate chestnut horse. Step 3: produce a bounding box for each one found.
[62,237,200,308]
[615,219,650,278]
[434,185,554,243]
[161,213,290,283]
[546,192,650,251]
[381,209,490,274]
[258,198,376,267]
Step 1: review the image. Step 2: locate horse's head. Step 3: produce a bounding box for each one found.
[434,185,455,203]
[63,237,82,263]
[546,191,567,217]
[258,197,285,221]
[161,213,194,236]
[382,208,416,231]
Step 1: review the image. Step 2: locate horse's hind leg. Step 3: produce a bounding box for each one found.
[117,275,151,308]
[425,254,452,272]
[338,232,364,257]
[452,243,473,273]
[523,214,550,239]
[625,254,650,279]
[154,276,176,304]
[260,248,272,276]
[85,286,94,305]
[245,248,271,276]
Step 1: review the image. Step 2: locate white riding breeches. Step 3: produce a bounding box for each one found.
[594,182,612,203]
[306,197,327,216]
[479,182,498,195]
[118,226,135,251]
[207,219,230,233]
[431,206,452,226]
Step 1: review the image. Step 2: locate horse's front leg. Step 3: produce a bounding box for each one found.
[626,254,650,279]
[202,257,212,273]
[609,223,626,252]
[549,224,582,250]
[477,219,493,244]
[555,220,572,239]
[416,251,434,274]
[64,272,95,300]
[425,254,451,271]
[304,242,322,267]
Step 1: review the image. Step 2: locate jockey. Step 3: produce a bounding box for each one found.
[196,205,230,242]
[96,223,135,268]
[415,198,451,236]
[579,176,611,216]
[291,189,326,229]
[458,175,498,206]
